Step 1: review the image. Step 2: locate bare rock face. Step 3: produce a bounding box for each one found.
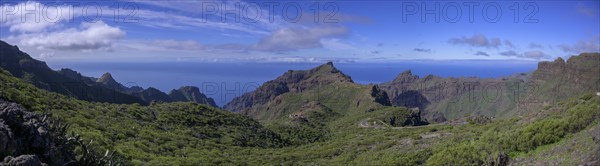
[0,99,75,165]
[1,155,47,166]
[532,57,567,81]
[532,53,600,92]
[370,85,391,106]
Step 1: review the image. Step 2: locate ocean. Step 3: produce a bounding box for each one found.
[47,60,538,107]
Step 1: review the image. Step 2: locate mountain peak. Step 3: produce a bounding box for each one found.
[97,72,116,83]
[224,62,353,112]
[311,61,339,73]
[325,61,334,66]
[400,70,412,76]
[554,57,565,63]
[96,72,127,91]
[393,70,418,83]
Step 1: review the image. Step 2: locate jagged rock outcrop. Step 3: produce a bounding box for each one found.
[392,90,430,111]
[128,86,218,106]
[96,72,127,91]
[169,86,217,107]
[393,70,420,84]
[89,73,218,107]
[1,155,46,166]
[532,57,567,81]
[370,85,391,106]
[0,99,75,165]
[224,62,353,112]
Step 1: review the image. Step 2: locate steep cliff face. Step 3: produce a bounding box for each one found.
[380,53,600,122]
[0,40,146,105]
[224,62,353,112]
[0,41,51,78]
[531,53,600,100]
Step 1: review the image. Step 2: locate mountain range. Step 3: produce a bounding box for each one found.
[225,52,599,124]
[0,40,217,107]
[0,39,599,165]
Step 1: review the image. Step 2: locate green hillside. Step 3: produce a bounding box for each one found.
[380,53,600,121]
[0,68,286,164]
[1,48,599,165]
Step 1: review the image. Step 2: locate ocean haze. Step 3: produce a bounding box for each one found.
[47,61,537,107]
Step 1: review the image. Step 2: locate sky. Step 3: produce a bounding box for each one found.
[0,0,599,63]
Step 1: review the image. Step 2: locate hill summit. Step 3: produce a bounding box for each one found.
[224,62,353,112]
[96,72,127,91]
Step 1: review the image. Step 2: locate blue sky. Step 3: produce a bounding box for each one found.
[1,0,599,63]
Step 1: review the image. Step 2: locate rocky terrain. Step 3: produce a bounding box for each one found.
[0,99,74,165]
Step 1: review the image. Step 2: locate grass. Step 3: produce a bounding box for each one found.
[1,66,599,165]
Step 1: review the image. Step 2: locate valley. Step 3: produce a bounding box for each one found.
[1,40,599,165]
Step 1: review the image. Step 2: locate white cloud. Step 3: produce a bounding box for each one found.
[448,34,502,48]
[38,52,55,59]
[321,38,357,51]
[577,3,598,17]
[474,51,490,56]
[128,0,290,35]
[559,36,600,54]
[528,43,544,49]
[120,39,205,52]
[133,9,272,35]
[11,21,125,51]
[240,56,356,63]
[253,26,349,52]
[499,50,550,60]
[522,51,549,59]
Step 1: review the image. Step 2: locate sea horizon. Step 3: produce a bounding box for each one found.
[47,60,538,106]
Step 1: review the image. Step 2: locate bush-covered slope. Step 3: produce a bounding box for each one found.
[224,62,427,146]
[0,68,286,164]
[2,63,599,165]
